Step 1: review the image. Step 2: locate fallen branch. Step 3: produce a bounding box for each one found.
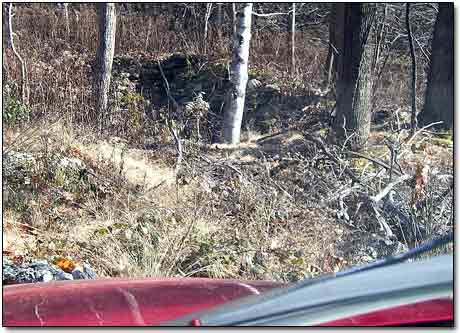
[144,180,166,194]
[404,121,443,146]
[344,150,403,176]
[370,200,394,238]
[302,132,361,184]
[370,174,411,203]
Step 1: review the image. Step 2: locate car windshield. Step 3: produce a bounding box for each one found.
[165,251,453,326]
[3,2,453,328]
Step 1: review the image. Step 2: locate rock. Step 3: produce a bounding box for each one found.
[54,270,74,281]
[3,257,97,285]
[42,271,54,283]
[83,264,97,279]
[3,151,38,184]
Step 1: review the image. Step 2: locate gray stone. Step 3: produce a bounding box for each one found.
[42,271,54,283]
[54,271,74,281]
[71,264,97,280]
[3,257,96,284]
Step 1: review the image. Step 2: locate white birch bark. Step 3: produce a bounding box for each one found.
[222,3,253,144]
[203,3,212,53]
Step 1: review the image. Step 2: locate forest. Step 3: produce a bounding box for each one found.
[3,3,453,284]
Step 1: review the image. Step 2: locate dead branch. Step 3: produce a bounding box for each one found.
[170,127,183,176]
[404,121,443,147]
[370,174,411,203]
[302,132,361,184]
[157,60,183,176]
[7,3,28,105]
[344,150,403,176]
[370,200,395,238]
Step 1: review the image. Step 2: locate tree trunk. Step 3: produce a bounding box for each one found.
[216,3,223,42]
[167,4,176,31]
[222,3,253,144]
[63,3,70,39]
[288,3,296,76]
[418,3,453,129]
[203,3,213,54]
[93,3,116,125]
[231,3,237,39]
[333,3,377,151]
[405,3,418,135]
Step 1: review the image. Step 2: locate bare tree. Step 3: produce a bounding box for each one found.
[418,3,453,129]
[62,3,70,38]
[222,3,253,144]
[93,3,116,125]
[405,3,417,135]
[7,3,28,105]
[203,3,213,53]
[216,3,223,42]
[288,3,296,75]
[332,3,377,150]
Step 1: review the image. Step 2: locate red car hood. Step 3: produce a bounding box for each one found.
[3,278,284,326]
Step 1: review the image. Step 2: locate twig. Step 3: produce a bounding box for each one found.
[273,182,293,200]
[157,60,182,112]
[157,59,183,176]
[370,201,394,238]
[344,151,403,176]
[251,10,293,17]
[303,132,361,184]
[404,121,443,146]
[370,174,411,203]
[170,126,183,177]
[144,180,166,194]
[223,162,242,176]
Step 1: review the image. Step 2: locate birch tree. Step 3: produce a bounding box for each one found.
[93,3,116,123]
[203,3,212,53]
[222,3,253,144]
